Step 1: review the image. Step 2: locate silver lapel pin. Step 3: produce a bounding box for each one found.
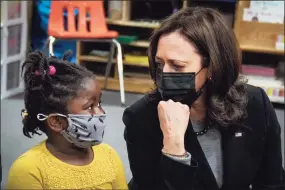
[235,132,243,137]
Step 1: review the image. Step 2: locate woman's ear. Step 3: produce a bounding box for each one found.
[46,115,68,133]
[203,57,210,67]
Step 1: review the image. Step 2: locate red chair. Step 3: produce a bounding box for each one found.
[48,1,125,105]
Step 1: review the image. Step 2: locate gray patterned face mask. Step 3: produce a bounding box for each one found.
[37,113,107,149]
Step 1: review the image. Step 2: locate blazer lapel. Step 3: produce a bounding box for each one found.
[221,124,265,189]
[185,122,219,190]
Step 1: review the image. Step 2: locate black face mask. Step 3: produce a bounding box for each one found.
[156,68,207,106]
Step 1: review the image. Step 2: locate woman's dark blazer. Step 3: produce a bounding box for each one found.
[123,84,285,190]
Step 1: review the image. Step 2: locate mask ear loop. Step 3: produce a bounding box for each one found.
[195,66,205,76]
[37,113,70,135]
[194,56,210,95]
[189,64,209,104]
[37,113,67,121]
[196,80,209,96]
[37,114,48,121]
[195,57,210,76]
[195,69,202,78]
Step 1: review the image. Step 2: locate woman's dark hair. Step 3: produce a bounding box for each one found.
[148,7,248,127]
[22,50,95,138]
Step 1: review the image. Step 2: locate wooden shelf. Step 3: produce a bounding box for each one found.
[242,74,284,104]
[79,55,109,63]
[77,36,152,93]
[98,74,284,103]
[124,72,150,79]
[79,55,149,67]
[128,40,149,48]
[240,45,284,55]
[86,18,160,29]
[96,75,154,94]
[106,19,160,29]
[234,1,284,56]
[266,96,284,104]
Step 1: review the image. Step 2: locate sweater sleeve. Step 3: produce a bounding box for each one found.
[6,156,43,189]
[163,152,191,165]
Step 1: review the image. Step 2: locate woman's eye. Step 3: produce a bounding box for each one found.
[172,64,184,71]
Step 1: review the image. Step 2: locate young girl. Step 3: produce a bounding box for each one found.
[6,51,128,189]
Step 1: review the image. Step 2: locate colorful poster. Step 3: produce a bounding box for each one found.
[250,1,284,14]
[243,8,284,24]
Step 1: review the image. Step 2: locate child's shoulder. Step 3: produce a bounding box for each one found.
[92,143,123,169]
[8,141,46,176]
[10,141,46,170]
[92,143,120,158]
[18,141,46,159]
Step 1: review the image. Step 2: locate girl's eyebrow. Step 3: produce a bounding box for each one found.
[92,92,102,102]
[82,100,92,108]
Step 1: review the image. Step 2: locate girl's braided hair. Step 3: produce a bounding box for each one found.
[22,50,95,138]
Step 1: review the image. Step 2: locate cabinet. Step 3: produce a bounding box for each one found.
[1,1,28,99]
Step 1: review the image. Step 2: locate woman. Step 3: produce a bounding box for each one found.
[123,7,284,190]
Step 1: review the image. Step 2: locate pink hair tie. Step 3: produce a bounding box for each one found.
[35,65,56,76]
[48,65,56,75]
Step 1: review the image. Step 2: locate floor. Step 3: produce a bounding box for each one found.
[1,90,284,188]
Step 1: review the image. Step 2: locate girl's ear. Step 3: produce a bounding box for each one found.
[46,115,68,133]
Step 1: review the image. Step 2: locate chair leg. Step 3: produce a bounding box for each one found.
[48,36,56,56]
[104,42,115,89]
[112,39,125,106]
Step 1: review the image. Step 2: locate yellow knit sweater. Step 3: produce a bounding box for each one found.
[6,141,128,189]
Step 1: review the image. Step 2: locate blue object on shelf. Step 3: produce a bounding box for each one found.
[31,0,78,63]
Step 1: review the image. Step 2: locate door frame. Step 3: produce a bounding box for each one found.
[1,1,27,99]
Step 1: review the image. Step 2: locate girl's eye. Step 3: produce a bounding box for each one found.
[87,104,94,111]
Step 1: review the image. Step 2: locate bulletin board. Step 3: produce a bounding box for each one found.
[234,1,284,55]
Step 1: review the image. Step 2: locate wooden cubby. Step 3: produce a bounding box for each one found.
[77,0,284,103]
[234,1,284,104]
[234,1,284,55]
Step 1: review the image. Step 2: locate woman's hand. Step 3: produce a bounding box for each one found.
[157,100,190,155]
